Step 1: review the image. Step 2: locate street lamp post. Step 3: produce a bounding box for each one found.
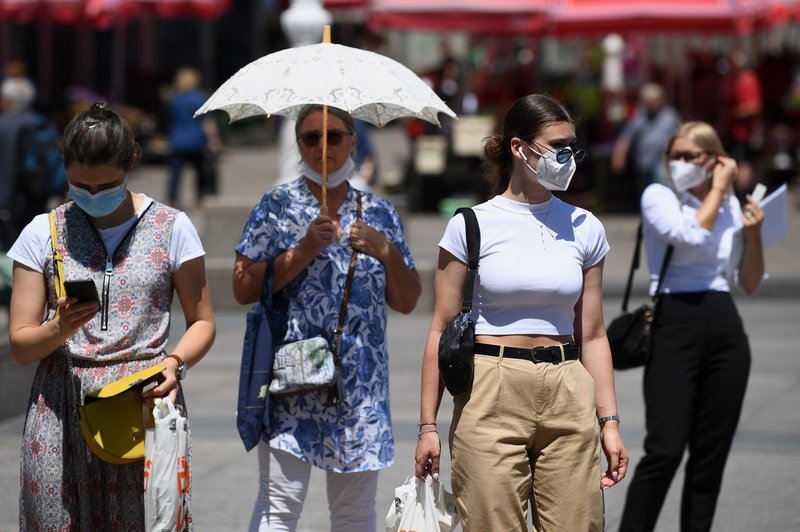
[281,0,332,48]
[276,0,333,184]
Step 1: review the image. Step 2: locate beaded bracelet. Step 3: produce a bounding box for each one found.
[417,428,439,440]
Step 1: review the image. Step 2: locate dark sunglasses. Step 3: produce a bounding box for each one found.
[668,151,706,163]
[531,140,587,165]
[297,129,353,148]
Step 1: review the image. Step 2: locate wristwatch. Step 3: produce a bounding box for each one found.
[598,415,621,426]
[166,354,187,380]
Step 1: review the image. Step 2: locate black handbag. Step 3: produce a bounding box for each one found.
[607,223,673,370]
[438,208,480,396]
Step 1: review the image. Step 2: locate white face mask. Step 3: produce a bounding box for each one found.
[518,144,577,191]
[302,157,355,189]
[668,160,710,193]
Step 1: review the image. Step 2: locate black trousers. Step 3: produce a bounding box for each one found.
[168,150,208,205]
[619,291,751,532]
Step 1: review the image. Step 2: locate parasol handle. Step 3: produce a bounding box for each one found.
[321,105,328,213]
[320,25,332,216]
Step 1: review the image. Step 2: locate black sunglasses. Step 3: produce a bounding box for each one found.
[531,140,587,165]
[297,129,353,148]
[668,151,706,163]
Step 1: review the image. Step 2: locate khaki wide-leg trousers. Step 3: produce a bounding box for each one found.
[450,354,604,532]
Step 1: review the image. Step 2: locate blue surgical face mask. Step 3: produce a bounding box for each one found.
[68,178,128,218]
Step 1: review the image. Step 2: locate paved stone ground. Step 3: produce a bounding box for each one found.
[2,297,799,531]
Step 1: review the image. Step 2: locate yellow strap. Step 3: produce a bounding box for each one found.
[48,212,66,304]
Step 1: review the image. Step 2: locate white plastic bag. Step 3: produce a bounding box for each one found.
[144,398,190,532]
[385,475,458,532]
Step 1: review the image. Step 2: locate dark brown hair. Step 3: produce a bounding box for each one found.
[61,102,140,171]
[483,94,574,195]
[294,104,355,137]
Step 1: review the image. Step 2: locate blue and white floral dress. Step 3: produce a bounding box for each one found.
[236,178,415,473]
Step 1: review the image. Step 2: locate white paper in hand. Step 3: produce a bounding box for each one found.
[751,183,767,204]
[760,183,789,248]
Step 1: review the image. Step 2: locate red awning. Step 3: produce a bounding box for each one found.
[367,0,551,34]
[323,0,367,8]
[550,0,800,35]
[365,0,800,35]
[0,0,230,26]
[85,0,230,27]
[0,0,86,24]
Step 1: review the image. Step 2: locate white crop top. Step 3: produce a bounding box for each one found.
[439,195,610,336]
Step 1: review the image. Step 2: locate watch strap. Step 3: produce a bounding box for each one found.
[165,354,186,380]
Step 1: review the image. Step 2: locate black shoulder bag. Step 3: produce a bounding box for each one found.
[607,223,673,370]
[438,208,480,396]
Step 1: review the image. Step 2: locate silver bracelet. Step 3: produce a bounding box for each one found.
[598,415,621,426]
[417,428,439,439]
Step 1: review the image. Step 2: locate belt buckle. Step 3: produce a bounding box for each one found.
[530,347,545,364]
[531,345,565,364]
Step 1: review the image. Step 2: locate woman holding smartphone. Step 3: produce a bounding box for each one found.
[6,102,216,530]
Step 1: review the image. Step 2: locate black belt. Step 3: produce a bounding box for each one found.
[474,342,581,364]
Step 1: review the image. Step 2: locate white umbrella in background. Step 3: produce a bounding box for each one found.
[195,25,456,212]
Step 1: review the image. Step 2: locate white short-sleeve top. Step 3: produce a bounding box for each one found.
[439,195,609,336]
[8,194,204,273]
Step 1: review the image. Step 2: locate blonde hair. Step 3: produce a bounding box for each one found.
[173,67,201,93]
[666,121,728,158]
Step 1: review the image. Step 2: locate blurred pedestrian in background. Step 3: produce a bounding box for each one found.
[726,50,763,198]
[165,67,221,210]
[414,93,628,531]
[0,77,37,250]
[7,102,216,530]
[0,77,57,250]
[611,83,681,210]
[233,104,421,531]
[350,119,378,191]
[619,121,765,532]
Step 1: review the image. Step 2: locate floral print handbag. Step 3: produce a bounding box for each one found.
[267,191,362,402]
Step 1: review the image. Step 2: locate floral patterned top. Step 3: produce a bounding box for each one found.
[236,178,415,472]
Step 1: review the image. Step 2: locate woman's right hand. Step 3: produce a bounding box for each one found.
[301,216,335,255]
[710,155,738,191]
[414,431,441,481]
[56,296,99,336]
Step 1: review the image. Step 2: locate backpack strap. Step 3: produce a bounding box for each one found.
[455,207,480,314]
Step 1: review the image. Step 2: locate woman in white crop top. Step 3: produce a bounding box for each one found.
[414,94,628,531]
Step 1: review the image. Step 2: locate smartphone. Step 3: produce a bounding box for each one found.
[64,279,100,304]
[751,183,767,205]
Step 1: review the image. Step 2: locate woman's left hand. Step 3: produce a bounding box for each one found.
[600,423,629,489]
[350,220,389,260]
[142,362,180,408]
[741,194,765,230]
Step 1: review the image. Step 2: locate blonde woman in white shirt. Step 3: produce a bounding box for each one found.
[619,121,765,532]
[414,93,628,531]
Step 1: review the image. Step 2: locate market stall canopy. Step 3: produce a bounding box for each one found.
[547,0,800,35]
[322,0,366,7]
[365,0,800,35]
[0,0,85,23]
[367,0,551,34]
[0,0,230,26]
